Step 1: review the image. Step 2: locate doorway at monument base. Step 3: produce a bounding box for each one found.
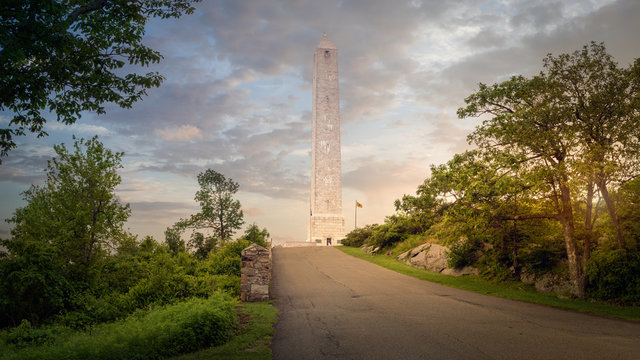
[308,214,345,246]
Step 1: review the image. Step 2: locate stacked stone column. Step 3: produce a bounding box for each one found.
[240,243,271,302]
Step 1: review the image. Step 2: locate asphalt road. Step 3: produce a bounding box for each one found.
[270,247,640,360]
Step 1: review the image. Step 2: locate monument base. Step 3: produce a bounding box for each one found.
[308,214,345,246]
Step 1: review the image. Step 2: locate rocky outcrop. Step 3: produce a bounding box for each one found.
[398,243,478,276]
[520,269,571,294]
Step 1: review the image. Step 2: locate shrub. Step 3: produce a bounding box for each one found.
[587,249,640,304]
[446,238,480,269]
[519,245,563,275]
[1,320,60,348]
[369,223,409,249]
[342,225,376,247]
[476,249,511,281]
[2,293,237,360]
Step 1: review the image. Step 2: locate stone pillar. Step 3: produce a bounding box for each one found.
[240,243,271,302]
[309,33,345,245]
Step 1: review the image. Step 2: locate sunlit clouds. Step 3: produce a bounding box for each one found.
[1,0,638,243]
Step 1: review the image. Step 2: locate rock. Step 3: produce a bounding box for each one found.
[361,245,374,254]
[533,272,572,294]
[441,265,479,276]
[409,243,430,257]
[397,250,411,261]
[401,242,479,277]
[409,244,448,273]
[520,270,572,294]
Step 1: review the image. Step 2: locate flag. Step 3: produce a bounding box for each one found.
[356,201,363,208]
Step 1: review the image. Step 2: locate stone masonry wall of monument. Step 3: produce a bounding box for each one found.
[309,34,345,244]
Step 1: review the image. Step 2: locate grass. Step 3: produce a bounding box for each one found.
[169,302,278,360]
[1,294,238,360]
[338,246,640,321]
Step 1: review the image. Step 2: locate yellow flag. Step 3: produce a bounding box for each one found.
[356,201,363,208]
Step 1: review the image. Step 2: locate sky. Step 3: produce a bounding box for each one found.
[1,0,639,245]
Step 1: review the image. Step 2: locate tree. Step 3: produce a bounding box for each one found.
[177,169,244,244]
[188,231,217,259]
[7,135,130,285]
[164,226,185,255]
[457,42,640,297]
[542,42,640,250]
[0,0,199,160]
[1,135,129,324]
[239,223,269,248]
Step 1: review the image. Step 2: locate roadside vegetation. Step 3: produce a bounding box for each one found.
[343,42,640,307]
[0,137,276,359]
[339,247,639,321]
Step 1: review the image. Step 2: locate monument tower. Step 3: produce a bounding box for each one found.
[308,34,345,246]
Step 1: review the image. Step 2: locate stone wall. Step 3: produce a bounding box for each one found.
[240,243,271,302]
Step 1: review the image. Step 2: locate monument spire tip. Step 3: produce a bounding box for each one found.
[317,33,336,49]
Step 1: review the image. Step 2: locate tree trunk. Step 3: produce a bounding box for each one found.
[558,181,586,298]
[597,180,626,250]
[583,178,594,268]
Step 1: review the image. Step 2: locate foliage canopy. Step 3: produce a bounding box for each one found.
[0,0,200,160]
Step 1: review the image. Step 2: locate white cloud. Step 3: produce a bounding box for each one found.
[45,122,112,135]
[155,125,204,141]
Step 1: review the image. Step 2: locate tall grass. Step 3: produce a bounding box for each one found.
[1,293,237,360]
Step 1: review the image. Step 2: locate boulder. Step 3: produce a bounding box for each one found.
[412,244,448,272]
[409,243,431,257]
[361,245,374,254]
[397,249,411,261]
[402,243,479,277]
[441,266,479,276]
[534,273,571,293]
[520,271,571,294]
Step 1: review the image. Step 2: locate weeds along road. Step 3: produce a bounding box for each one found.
[270,247,640,360]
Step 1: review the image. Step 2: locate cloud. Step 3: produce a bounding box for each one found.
[243,207,263,216]
[155,125,204,141]
[2,0,638,242]
[46,122,112,135]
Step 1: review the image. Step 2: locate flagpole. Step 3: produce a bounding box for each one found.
[354,200,358,229]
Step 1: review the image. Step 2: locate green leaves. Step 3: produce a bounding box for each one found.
[169,169,245,256]
[0,0,199,160]
[7,136,130,292]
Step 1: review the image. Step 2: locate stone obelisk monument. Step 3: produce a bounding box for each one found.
[308,34,345,246]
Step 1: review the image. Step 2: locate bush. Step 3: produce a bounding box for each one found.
[204,239,252,277]
[587,249,640,304]
[476,249,511,281]
[1,320,62,348]
[446,238,480,269]
[1,293,237,360]
[342,225,376,247]
[519,245,563,275]
[369,223,409,249]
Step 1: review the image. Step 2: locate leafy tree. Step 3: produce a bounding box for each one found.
[188,232,217,260]
[177,169,244,244]
[1,136,129,324]
[7,136,130,285]
[239,223,269,248]
[164,226,185,255]
[0,0,200,160]
[541,42,640,250]
[342,224,377,247]
[0,238,69,326]
[457,42,640,297]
